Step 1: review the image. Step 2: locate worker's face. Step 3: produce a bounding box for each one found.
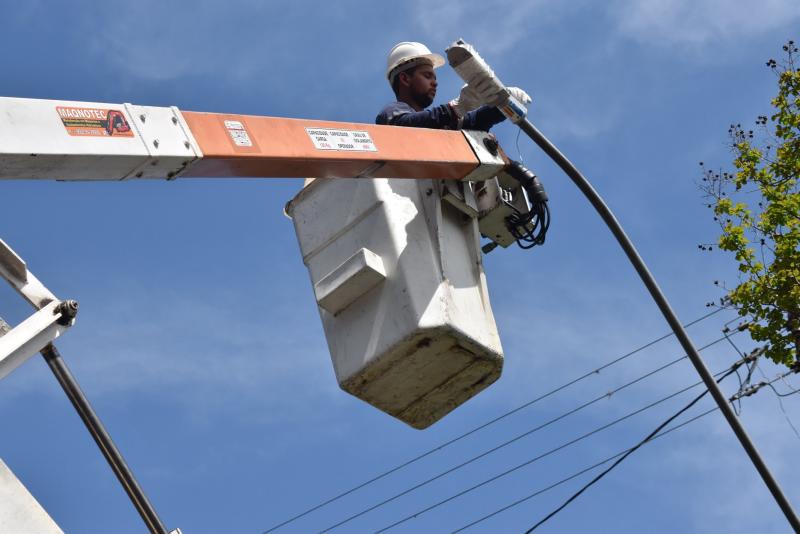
[401,63,437,109]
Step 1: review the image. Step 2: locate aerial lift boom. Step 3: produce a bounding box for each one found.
[0,40,553,534]
[0,97,503,182]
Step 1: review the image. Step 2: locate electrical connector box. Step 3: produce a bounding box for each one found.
[475,177,531,248]
[286,178,503,429]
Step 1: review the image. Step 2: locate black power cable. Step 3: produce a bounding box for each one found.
[261,309,724,533]
[452,406,720,533]
[504,160,550,249]
[326,356,700,533]
[324,335,737,532]
[522,354,757,533]
[514,116,799,531]
[373,380,709,534]
[376,354,747,533]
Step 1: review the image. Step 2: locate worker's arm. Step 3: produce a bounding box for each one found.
[376,101,505,131]
[460,105,505,131]
[376,102,458,129]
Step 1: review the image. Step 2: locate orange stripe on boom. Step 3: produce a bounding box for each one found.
[181,112,479,180]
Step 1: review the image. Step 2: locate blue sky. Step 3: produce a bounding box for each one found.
[1,1,800,533]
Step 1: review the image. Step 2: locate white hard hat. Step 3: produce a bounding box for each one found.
[386,42,445,85]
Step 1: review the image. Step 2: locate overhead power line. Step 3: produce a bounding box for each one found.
[368,361,742,534]
[522,352,760,533]
[370,380,708,534]
[263,308,725,533]
[327,345,749,533]
[451,406,719,533]
[456,350,780,533]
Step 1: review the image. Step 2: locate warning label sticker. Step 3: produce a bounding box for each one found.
[56,106,135,137]
[305,127,377,152]
[224,120,253,147]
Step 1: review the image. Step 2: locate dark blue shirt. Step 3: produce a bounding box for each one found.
[375,101,505,131]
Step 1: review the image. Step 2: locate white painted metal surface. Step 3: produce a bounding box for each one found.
[0,301,70,381]
[122,104,202,180]
[287,178,503,429]
[0,97,198,180]
[0,239,57,309]
[0,239,75,381]
[460,130,506,182]
[0,458,64,534]
[315,248,387,314]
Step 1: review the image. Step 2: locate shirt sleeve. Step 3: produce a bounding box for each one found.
[375,101,506,131]
[461,106,506,131]
[376,102,458,129]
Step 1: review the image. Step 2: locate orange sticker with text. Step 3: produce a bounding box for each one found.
[56,106,135,137]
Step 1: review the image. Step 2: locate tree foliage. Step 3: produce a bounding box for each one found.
[700,40,800,368]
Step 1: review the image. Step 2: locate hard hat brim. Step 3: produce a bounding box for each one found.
[387,53,446,82]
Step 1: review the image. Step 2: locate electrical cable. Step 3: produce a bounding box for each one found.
[525,349,764,534]
[766,382,800,399]
[522,361,744,533]
[496,349,793,534]
[733,366,745,415]
[331,358,701,533]
[369,356,749,534]
[730,368,799,401]
[779,374,800,395]
[515,116,799,531]
[764,383,800,441]
[261,309,725,533]
[451,406,719,533]
[460,350,776,533]
[372,380,708,534]
[725,332,748,415]
[504,160,550,249]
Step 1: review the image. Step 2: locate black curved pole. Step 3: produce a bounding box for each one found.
[516,117,800,531]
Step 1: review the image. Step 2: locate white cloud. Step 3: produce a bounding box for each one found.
[611,0,800,47]
[71,1,327,83]
[1,284,342,425]
[412,0,583,55]
[413,0,800,57]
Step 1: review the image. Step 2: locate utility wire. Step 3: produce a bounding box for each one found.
[766,381,800,399]
[452,406,719,533]
[263,308,724,533]
[371,377,710,534]
[751,357,800,440]
[522,355,756,532]
[332,344,744,532]
[468,360,793,534]
[764,382,800,441]
[723,329,750,415]
[730,368,800,402]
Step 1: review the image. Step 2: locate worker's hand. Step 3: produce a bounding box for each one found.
[468,76,507,107]
[449,84,482,117]
[507,86,532,105]
[464,79,531,109]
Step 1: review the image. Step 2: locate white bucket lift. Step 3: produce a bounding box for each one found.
[286,176,503,429]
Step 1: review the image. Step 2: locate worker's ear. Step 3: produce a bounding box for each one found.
[397,71,411,89]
